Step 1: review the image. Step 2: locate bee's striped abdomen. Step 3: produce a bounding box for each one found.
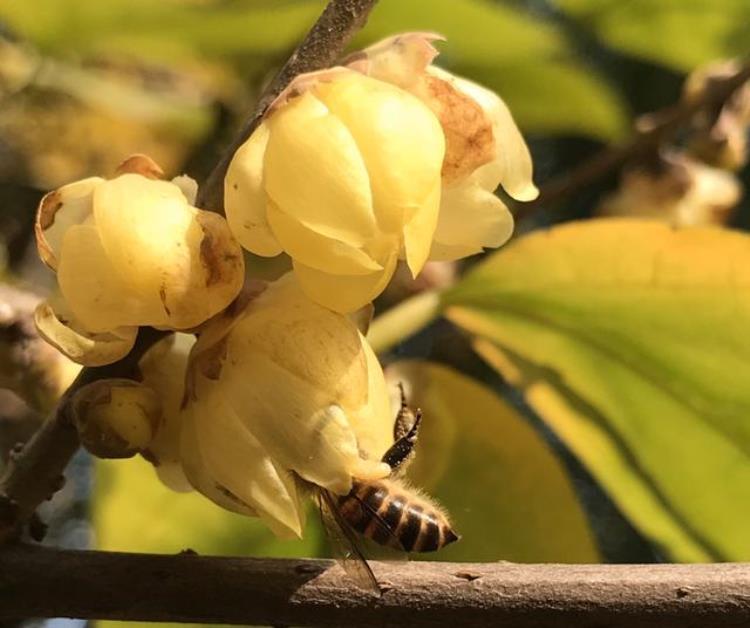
[339,480,459,553]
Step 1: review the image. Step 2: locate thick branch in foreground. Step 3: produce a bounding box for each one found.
[0,0,379,544]
[1,545,750,627]
[197,0,380,213]
[519,62,750,216]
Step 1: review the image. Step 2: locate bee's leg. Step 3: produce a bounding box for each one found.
[394,382,414,440]
[381,409,422,471]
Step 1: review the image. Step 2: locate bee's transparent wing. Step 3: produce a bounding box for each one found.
[318,489,382,595]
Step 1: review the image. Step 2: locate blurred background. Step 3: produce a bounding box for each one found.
[1,1,750,626]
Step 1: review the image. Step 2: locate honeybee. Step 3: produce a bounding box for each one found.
[317,384,459,594]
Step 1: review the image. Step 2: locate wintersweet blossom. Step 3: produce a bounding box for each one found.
[225,33,537,312]
[34,155,244,366]
[142,274,394,538]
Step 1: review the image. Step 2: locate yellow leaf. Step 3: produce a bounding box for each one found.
[446,219,750,561]
[388,360,598,562]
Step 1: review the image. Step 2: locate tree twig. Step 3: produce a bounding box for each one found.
[0,327,166,543]
[196,0,380,213]
[0,0,380,545]
[517,62,750,219]
[1,544,749,627]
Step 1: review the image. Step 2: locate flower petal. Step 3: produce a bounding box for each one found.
[266,200,382,275]
[293,252,398,313]
[93,174,244,329]
[314,71,444,233]
[403,181,441,276]
[35,177,103,271]
[188,384,304,538]
[57,224,149,331]
[433,179,514,250]
[224,122,283,257]
[34,296,136,367]
[438,70,538,201]
[263,91,377,245]
[351,334,396,461]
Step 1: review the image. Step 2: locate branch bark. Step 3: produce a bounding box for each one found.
[0,0,379,545]
[196,0,380,213]
[518,61,750,217]
[1,544,750,627]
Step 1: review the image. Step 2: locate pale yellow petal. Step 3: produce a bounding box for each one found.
[428,240,483,262]
[430,68,537,201]
[171,175,198,205]
[433,179,514,250]
[93,174,193,299]
[403,181,441,276]
[350,334,395,461]
[57,224,148,331]
[179,408,258,517]
[315,72,444,233]
[230,275,370,410]
[190,386,304,538]
[35,177,103,270]
[93,174,244,329]
[224,123,283,257]
[293,252,398,313]
[220,355,356,494]
[264,91,377,245]
[140,333,194,479]
[266,200,381,275]
[34,297,137,367]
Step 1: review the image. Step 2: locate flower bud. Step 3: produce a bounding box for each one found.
[71,378,161,459]
[598,152,741,227]
[174,273,393,538]
[35,155,245,365]
[226,33,536,313]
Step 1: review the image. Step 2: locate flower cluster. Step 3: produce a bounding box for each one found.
[35,34,535,539]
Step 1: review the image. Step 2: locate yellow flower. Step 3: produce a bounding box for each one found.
[144,273,393,538]
[34,155,244,366]
[225,33,537,313]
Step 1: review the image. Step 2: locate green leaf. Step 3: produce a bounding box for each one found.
[1,0,629,140]
[558,0,750,72]
[0,0,324,63]
[388,360,599,562]
[93,456,322,557]
[445,219,750,561]
[358,0,629,140]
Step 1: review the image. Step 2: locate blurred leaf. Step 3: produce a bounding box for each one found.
[94,456,323,557]
[1,0,629,140]
[357,0,629,139]
[558,0,750,71]
[388,360,599,562]
[445,219,750,561]
[0,0,324,65]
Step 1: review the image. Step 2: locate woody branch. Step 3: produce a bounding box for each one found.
[1,544,749,627]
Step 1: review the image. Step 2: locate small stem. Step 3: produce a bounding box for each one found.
[368,291,442,354]
[0,328,166,543]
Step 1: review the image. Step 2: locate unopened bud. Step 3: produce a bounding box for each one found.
[71,378,161,459]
